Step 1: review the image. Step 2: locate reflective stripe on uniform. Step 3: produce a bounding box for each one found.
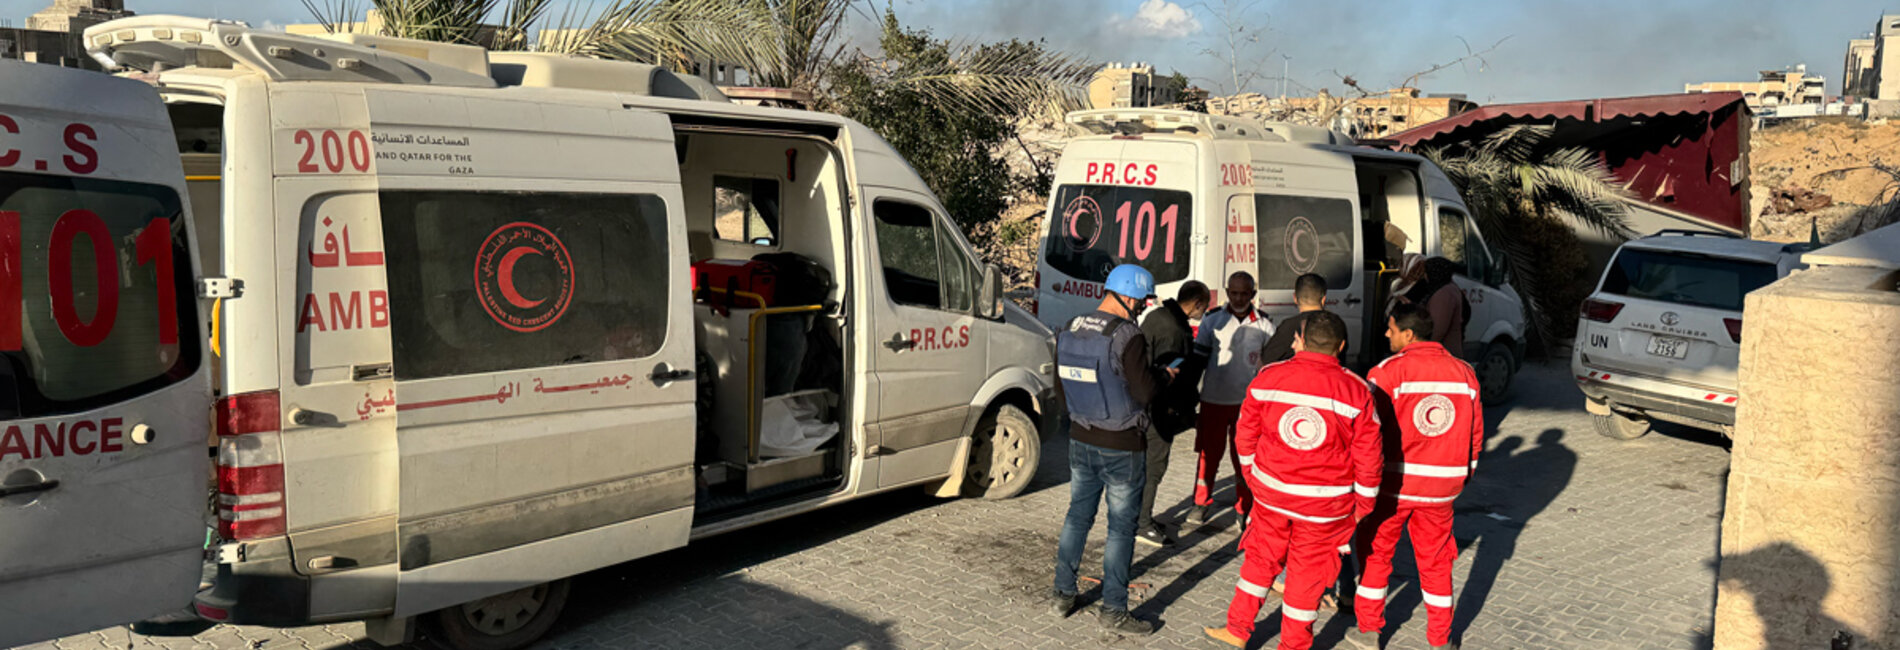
[1058,366,1098,382]
[1238,454,1254,466]
[1421,590,1453,608]
[1282,603,1319,622]
[1394,381,1478,398]
[1354,482,1379,498]
[1398,493,1459,503]
[1251,465,1351,498]
[1259,502,1347,524]
[1237,577,1269,597]
[1250,389,1362,418]
[1391,462,1468,478]
[1356,584,1388,600]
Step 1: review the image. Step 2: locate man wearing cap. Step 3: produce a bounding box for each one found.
[1048,264,1176,635]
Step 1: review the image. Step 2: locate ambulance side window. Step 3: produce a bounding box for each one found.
[872,199,974,312]
[1436,209,1468,266]
[1254,194,1355,290]
[378,190,669,380]
[713,175,780,246]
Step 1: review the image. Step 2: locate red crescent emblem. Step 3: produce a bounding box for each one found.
[475,222,574,333]
[497,246,546,309]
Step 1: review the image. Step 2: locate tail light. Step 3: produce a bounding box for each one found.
[1581,298,1625,323]
[1724,318,1743,343]
[215,390,287,541]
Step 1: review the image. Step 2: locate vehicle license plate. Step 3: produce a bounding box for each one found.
[1647,335,1690,359]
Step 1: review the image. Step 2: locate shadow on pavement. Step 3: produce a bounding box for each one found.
[1448,428,1578,641]
[548,489,939,643]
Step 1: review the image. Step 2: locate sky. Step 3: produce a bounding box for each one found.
[3,0,1891,103]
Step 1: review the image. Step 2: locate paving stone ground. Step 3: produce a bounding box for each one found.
[26,361,1733,650]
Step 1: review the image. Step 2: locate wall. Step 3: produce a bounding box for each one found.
[1715,224,1900,649]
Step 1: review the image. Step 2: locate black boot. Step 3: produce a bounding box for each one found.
[1097,608,1155,635]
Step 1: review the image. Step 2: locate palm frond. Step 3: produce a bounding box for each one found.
[300,0,364,33]
[885,50,1094,118]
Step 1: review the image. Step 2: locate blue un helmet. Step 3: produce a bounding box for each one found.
[1104,264,1156,300]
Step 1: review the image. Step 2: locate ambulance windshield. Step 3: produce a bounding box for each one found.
[0,172,200,418]
[1042,184,1192,285]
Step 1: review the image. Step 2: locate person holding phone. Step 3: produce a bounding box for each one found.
[1137,280,1209,547]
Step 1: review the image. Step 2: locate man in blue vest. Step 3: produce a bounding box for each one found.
[1049,264,1176,635]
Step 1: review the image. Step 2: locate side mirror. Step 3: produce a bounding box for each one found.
[978,264,1005,319]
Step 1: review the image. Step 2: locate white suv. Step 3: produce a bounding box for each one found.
[1572,231,1811,439]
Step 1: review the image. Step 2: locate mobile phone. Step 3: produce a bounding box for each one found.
[1167,357,1185,369]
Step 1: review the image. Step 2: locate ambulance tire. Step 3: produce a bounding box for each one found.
[962,404,1041,500]
[1593,412,1653,440]
[427,578,571,650]
[1477,342,1516,407]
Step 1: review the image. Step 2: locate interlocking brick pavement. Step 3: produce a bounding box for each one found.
[30,361,1730,649]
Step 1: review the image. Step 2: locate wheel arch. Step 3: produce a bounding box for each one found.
[929,370,1045,497]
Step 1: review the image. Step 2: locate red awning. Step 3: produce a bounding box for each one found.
[1387,92,1748,147]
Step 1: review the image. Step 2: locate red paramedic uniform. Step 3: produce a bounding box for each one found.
[1222,351,1382,650]
[1352,341,1484,648]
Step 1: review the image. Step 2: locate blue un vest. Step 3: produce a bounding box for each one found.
[1057,311,1143,432]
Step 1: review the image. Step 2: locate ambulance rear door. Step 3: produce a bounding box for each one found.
[0,61,212,646]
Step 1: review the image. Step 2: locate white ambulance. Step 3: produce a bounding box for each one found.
[0,16,1057,649]
[1034,109,1527,401]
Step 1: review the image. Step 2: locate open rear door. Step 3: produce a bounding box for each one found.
[0,61,212,645]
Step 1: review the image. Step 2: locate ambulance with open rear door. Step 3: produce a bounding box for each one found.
[0,16,1057,649]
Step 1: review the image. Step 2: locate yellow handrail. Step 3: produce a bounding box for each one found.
[746,305,825,464]
[185,175,220,182]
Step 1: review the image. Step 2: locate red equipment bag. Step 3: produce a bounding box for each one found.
[693,258,778,308]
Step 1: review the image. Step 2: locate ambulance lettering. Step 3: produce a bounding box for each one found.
[298,290,391,333]
[1081,162,1161,187]
[298,215,390,333]
[1224,208,1256,263]
[0,417,127,460]
[905,325,972,352]
[1051,280,1105,299]
[0,113,104,175]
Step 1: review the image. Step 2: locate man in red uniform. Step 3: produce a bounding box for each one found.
[1344,303,1484,650]
[1204,311,1381,650]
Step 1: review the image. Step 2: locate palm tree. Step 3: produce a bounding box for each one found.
[1419,124,1635,351]
[302,0,1093,118]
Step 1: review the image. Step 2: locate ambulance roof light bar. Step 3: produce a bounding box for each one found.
[83,15,497,89]
[1066,108,1285,142]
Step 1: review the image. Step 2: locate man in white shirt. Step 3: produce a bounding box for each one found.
[1186,271,1275,527]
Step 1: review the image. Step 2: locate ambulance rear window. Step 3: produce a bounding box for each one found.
[1042,184,1192,284]
[0,172,201,418]
[379,190,669,380]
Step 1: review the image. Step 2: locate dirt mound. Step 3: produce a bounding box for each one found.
[1752,119,1900,207]
[1750,119,1900,243]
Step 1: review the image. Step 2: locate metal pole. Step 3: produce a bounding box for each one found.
[1281,56,1290,98]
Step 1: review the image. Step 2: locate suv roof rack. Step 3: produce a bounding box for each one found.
[1648,229,1741,239]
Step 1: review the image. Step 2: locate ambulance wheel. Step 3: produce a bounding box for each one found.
[1593,412,1653,440]
[963,404,1041,500]
[428,579,570,650]
[1477,342,1516,407]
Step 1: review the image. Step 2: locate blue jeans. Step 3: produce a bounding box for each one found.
[1053,439,1147,612]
